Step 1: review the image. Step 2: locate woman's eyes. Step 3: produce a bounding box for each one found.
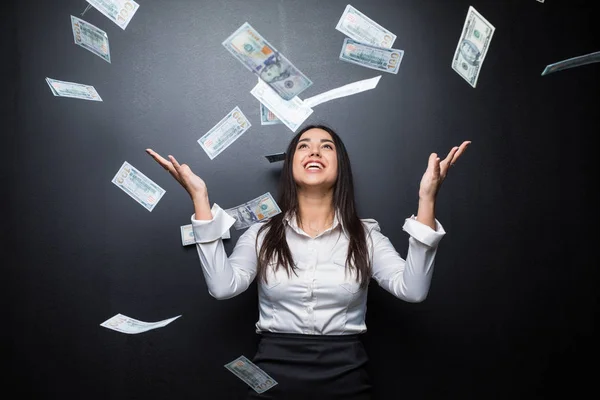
[297,144,333,150]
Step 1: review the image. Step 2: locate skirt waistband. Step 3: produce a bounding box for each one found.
[258,331,362,342]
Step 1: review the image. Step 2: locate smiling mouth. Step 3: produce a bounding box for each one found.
[304,161,324,170]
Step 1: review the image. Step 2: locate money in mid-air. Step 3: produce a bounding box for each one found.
[224,192,282,230]
[225,355,278,394]
[111,161,166,212]
[451,6,495,88]
[260,103,282,125]
[70,15,111,63]
[86,0,139,30]
[335,4,397,48]
[180,224,230,246]
[251,79,313,133]
[45,77,103,101]
[100,314,181,334]
[264,152,286,163]
[222,22,312,100]
[541,50,600,76]
[198,106,251,160]
[339,39,403,74]
[303,75,381,108]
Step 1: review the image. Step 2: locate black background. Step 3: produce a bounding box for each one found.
[4,0,598,399]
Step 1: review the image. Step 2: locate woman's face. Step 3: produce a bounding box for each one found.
[292,128,338,190]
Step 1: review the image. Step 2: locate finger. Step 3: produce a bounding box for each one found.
[146,148,172,170]
[450,141,471,165]
[443,146,459,167]
[168,155,182,171]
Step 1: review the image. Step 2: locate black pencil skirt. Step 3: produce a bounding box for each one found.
[246,332,372,400]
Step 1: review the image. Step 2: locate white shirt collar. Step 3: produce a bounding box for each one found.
[283,210,347,239]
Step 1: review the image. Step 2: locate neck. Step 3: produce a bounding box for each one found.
[296,190,335,235]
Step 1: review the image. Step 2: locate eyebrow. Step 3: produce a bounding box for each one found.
[298,138,334,144]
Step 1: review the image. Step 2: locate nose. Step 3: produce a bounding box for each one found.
[310,146,321,157]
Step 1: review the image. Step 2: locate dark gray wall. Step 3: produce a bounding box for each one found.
[6,0,598,399]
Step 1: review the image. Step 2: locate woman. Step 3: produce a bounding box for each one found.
[146,124,470,399]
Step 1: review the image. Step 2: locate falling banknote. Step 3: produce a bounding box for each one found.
[335,4,397,48]
[251,79,313,133]
[260,103,282,125]
[339,39,403,74]
[222,22,312,100]
[197,106,251,160]
[100,314,181,334]
[70,15,111,63]
[264,152,286,163]
[451,6,495,88]
[111,161,165,212]
[85,0,139,30]
[225,355,278,394]
[541,50,600,76]
[224,192,282,230]
[45,77,102,101]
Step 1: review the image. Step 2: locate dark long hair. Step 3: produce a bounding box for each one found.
[256,124,371,288]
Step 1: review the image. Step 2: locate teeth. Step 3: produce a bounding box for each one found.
[306,162,322,169]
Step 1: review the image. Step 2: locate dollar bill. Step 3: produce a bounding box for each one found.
[335,4,396,48]
[264,152,286,163]
[111,161,165,212]
[224,192,282,230]
[339,38,403,74]
[541,50,600,76]
[86,0,139,30]
[100,313,181,334]
[197,106,251,160]
[251,79,313,133]
[180,224,230,246]
[45,77,103,101]
[222,22,312,100]
[303,75,381,108]
[225,355,278,394]
[451,6,495,88]
[260,103,282,125]
[71,15,111,63]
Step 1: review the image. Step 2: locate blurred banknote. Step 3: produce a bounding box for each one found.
[303,75,381,108]
[339,38,403,74]
[541,50,600,76]
[71,15,111,63]
[225,355,278,394]
[224,192,282,230]
[86,0,139,30]
[260,103,282,125]
[335,4,396,48]
[264,152,286,163]
[45,77,102,101]
[451,6,495,88]
[197,106,251,160]
[180,224,230,246]
[251,79,313,133]
[223,22,312,100]
[100,313,181,334]
[111,161,165,212]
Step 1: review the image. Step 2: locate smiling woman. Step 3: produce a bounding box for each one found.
[145,124,470,399]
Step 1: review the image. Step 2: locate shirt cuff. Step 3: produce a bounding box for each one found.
[402,215,446,247]
[191,203,236,243]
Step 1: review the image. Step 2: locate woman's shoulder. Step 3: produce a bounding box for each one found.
[360,218,381,234]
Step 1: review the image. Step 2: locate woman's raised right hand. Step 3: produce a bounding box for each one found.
[146,148,208,200]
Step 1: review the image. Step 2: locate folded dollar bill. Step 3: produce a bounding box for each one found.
[224,192,282,230]
[335,4,396,48]
[223,22,312,100]
[451,6,495,88]
[339,38,403,74]
[111,161,165,212]
[260,103,282,125]
[225,355,278,394]
[303,75,381,108]
[100,313,181,334]
[71,15,111,63]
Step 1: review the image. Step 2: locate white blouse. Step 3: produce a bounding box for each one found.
[191,204,445,335]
